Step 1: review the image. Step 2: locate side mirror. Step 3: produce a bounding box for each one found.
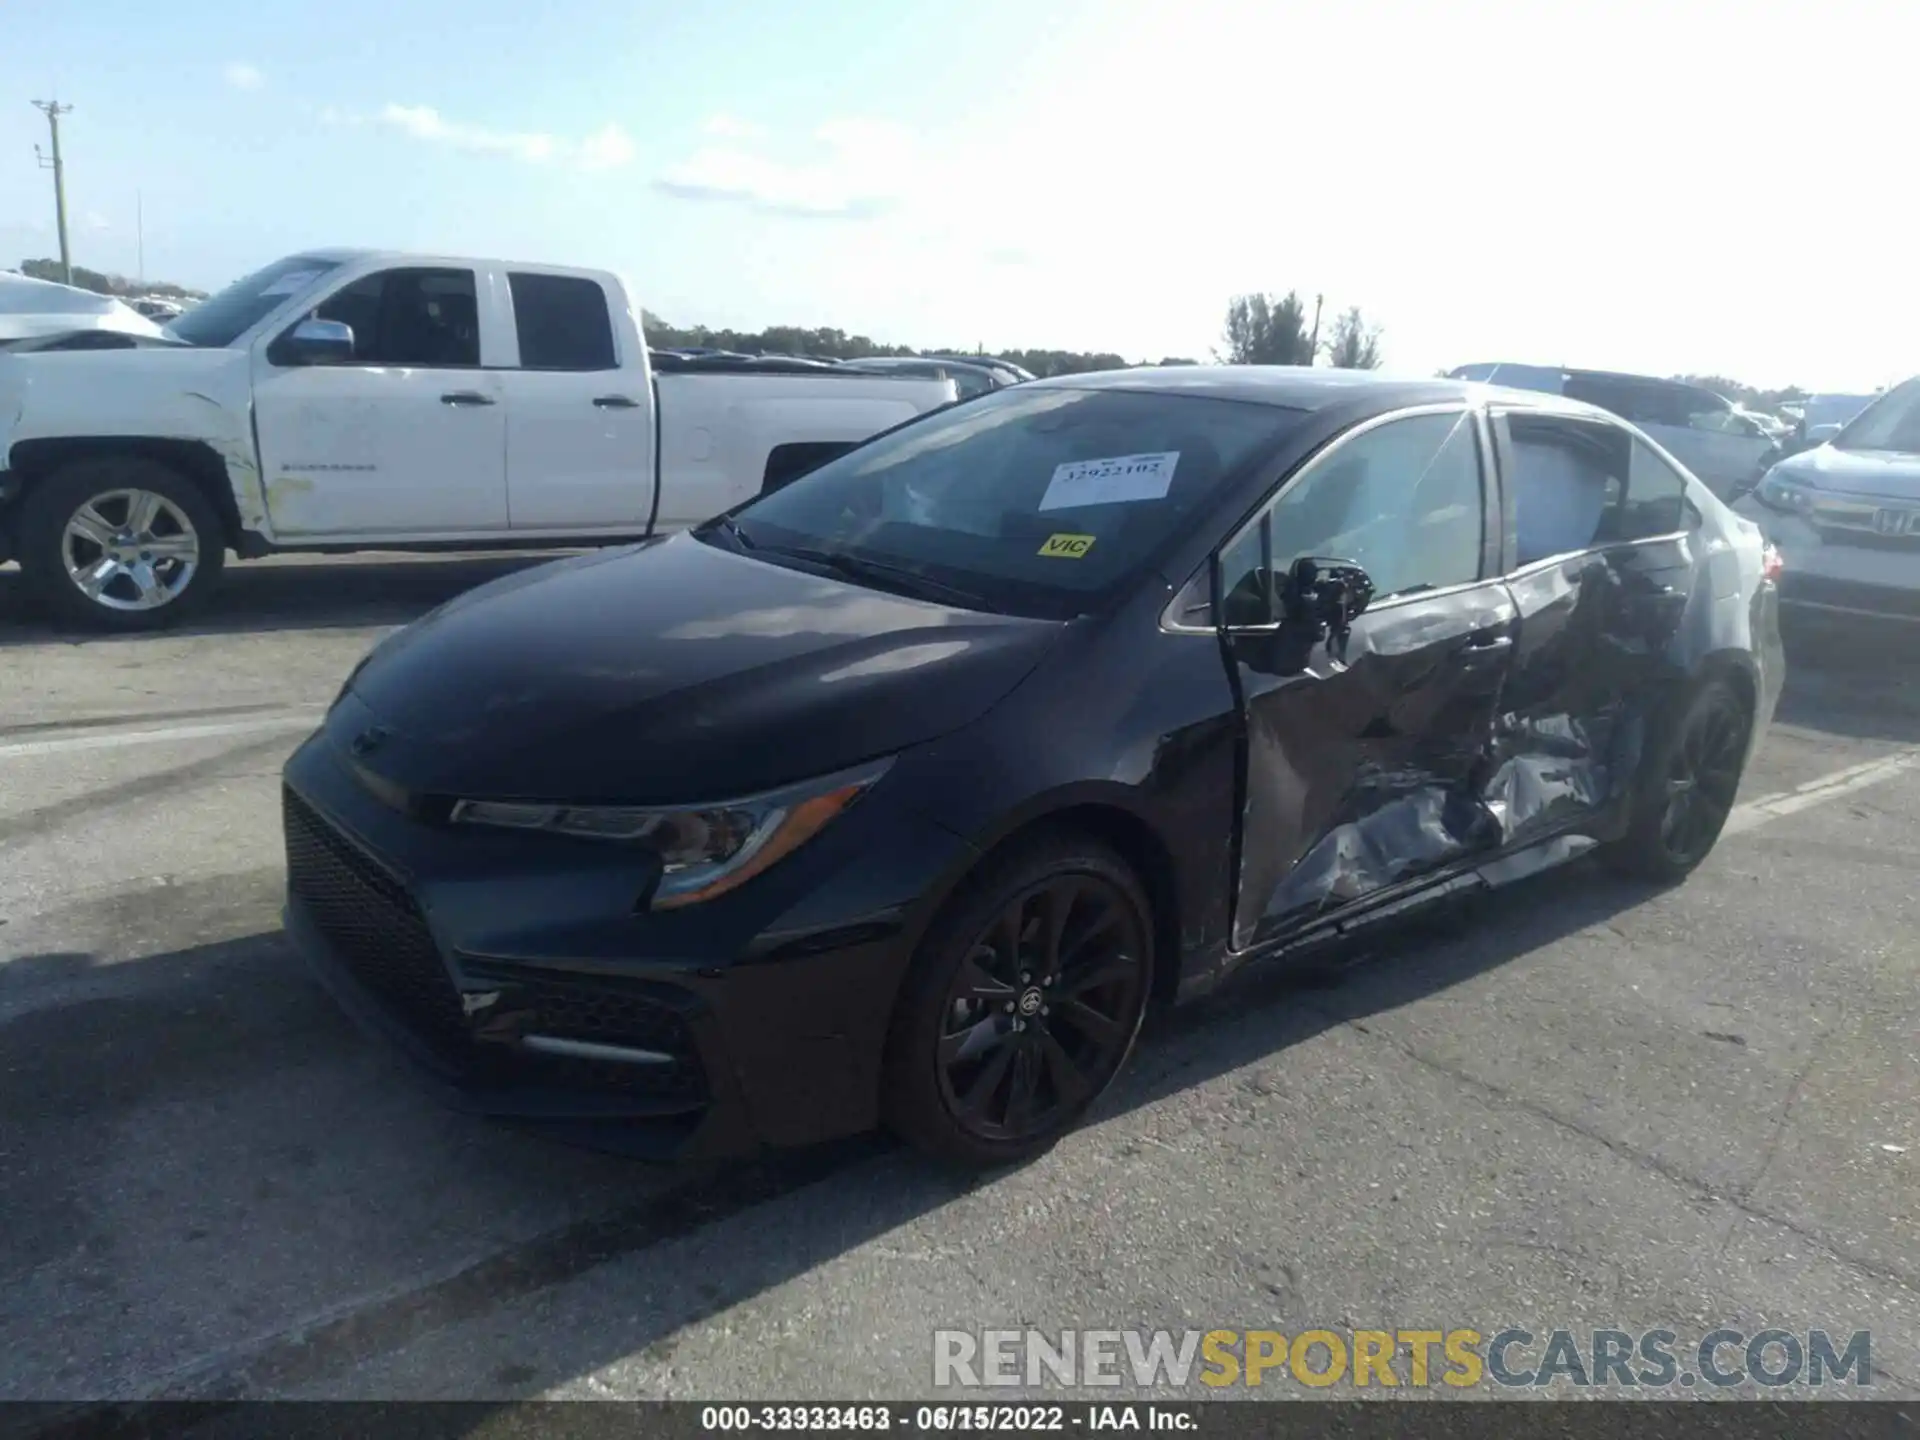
[1282,555,1374,636]
[272,317,355,367]
[1806,422,1843,445]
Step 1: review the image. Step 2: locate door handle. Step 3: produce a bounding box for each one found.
[1460,634,1513,665]
[593,395,641,409]
[441,391,495,406]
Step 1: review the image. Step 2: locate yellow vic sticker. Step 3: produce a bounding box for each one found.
[1039,533,1096,558]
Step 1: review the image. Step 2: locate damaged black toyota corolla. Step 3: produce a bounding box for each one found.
[282,368,1785,1168]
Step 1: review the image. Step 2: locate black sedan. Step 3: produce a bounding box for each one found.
[282,368,1785,1169]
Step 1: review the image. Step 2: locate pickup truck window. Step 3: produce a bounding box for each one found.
[508,272,617,371]
[163,255,341,348]
[723,386,1303,619]
[310,267,480,368]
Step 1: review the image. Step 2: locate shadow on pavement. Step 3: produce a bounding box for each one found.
[0,552,577,646]
[1775,615,1920,744]
[0,861,1654,1406]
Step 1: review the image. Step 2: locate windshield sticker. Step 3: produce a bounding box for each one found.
[258,270,324,298]
[1038,452,1180,512]
[1038,533,1096,558]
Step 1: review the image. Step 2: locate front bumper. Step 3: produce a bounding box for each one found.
[1731,499,1920,623]
[279,714,976,1161]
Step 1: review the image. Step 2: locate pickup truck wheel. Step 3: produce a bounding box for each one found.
[18,458,227,632]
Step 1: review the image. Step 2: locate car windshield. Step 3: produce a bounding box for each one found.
[1831,379,1920,454]
[163,255,341,348]
[714,385,1303,619]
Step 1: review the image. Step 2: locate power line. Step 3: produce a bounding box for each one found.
[31,98,74,286]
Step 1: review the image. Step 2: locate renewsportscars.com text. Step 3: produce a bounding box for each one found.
[932,1327,1873,1391]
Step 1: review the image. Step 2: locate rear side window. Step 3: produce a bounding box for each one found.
[1501,414,1694,566]
[509,272,617,371]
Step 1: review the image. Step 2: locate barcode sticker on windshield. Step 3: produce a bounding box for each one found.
[1038,452,1180,512]
[259,270,324,298]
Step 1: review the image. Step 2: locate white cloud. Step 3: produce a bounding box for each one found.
[654,118,914,220]
[83,211,110,232]
[577,123,637,172]
[381,103,558,163]
[374,104,634,172]
[702,114,765,141]
[224,62,265,91]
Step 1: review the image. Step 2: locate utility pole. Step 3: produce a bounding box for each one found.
[31,99,74,286]
[1307,292,1324,365]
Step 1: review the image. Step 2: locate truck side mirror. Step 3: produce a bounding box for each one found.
[271,318,356,367]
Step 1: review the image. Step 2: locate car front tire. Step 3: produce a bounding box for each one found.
[881,829,1155,1170]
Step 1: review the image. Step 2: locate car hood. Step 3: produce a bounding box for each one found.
[1775,444,1920,500]
[340,531,1063,804]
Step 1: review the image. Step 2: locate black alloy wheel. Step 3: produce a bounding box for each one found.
[884,833,1153,1168]
[1604,678,1751,883]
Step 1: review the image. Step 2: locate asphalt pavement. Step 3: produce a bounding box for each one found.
[1,555,1916,1403]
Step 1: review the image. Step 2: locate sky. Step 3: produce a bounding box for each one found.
[0,0,1910,390]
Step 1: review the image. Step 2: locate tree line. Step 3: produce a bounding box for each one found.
[13,260,1820,405]
[642,290,1388,378]
[14,257,206,300]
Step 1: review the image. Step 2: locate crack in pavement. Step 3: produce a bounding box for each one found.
[1324,1010,1920,1301]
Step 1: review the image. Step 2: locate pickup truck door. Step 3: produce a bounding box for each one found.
[250,265,508,537]
[497,270,656,531]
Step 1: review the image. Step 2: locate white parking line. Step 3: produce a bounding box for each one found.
[1723,748,1920,837]
[0,711,327,760]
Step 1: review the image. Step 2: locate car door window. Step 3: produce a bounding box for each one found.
[1217,410,1484,624]
[508,271,617,371]
[312,267,480,368]
[1620,439,1701,539]
[1502,414,1696,566]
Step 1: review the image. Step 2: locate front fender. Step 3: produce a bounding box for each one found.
[2,347,267,531]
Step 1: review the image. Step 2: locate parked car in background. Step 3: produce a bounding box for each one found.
[1449,364,1778,499]
[1735,374,1920,626]
[1781,391,1880,455]
[0,271,166,349]
[925,354,1036,385]
[129,297,188,322]
[283,367,1782,1169]
[839,354,1011,400]
[0,249,957,631]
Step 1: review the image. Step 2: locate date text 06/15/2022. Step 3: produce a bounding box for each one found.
[699,1405,1196,1432]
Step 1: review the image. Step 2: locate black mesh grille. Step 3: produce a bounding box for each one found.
[286,787,710,1105]
[515,978,708,1102]
[283,787,474,1066]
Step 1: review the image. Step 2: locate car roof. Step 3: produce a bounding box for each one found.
[1027,364,1598,417]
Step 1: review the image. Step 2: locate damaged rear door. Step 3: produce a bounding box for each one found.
[1220,405,1517,950]
[1482,407,1702,849]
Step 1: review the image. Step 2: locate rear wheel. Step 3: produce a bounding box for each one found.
[1602,677,1751,883]
[882,832,1153,1169]
[18,457,226,632]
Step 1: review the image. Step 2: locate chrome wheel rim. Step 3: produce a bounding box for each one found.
[62,489,200,612]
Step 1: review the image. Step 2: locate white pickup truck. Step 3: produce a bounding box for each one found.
[0,249,958,630]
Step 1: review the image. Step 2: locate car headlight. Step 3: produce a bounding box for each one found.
[1755,472,1816,514]
[449,756,892,909]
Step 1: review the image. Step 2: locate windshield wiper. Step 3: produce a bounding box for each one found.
[701,514,757,551]
[756,543,999,612]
